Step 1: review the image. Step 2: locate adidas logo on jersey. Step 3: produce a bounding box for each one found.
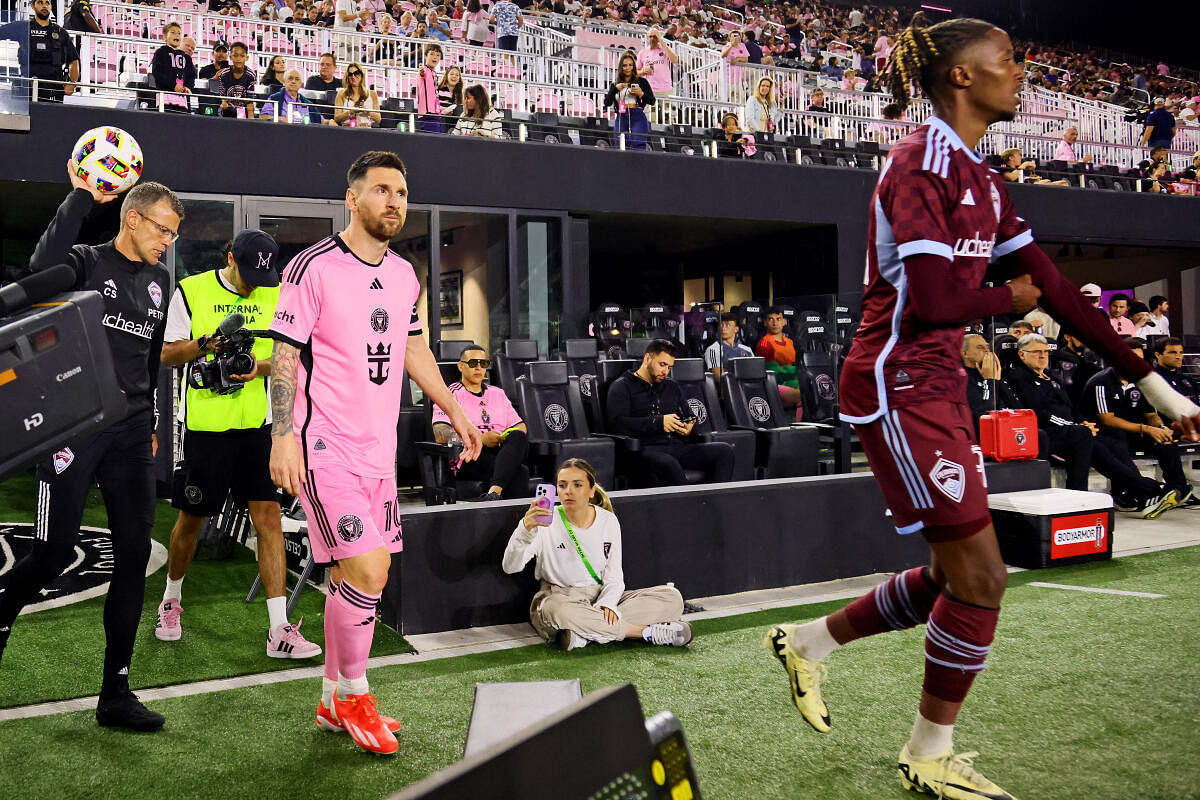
[369,278,384,290]
[118,667,129,676]
[961,188,976,206]
[314,439,327,451]
[102,279,118,299]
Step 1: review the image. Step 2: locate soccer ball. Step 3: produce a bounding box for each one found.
[69,126,144,194]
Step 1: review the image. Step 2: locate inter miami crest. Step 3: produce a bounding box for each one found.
[543,403,569,433]
[748,396,771,423]
[687,398,708,425]
[337,514,364,543]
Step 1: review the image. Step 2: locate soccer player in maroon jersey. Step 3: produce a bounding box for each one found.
[762,13,1200,799]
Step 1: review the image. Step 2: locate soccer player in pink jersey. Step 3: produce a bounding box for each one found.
[761,13,1200,799]
[268,150,481,756]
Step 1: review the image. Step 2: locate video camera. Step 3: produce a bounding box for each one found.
[185,311,277,395]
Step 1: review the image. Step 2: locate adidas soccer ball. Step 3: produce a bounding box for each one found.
[69,126,144,194]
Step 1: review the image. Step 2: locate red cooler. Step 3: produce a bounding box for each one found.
[979,408,1038,461]
[988,489,1115,569]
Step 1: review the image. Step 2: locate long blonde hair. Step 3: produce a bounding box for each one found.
[753,76,777,108]
[558,458,613,512]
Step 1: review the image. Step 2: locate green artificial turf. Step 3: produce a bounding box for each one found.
[2,546,1199,799]
[0,471,411,708]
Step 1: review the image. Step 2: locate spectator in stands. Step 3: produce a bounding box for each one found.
[198,43,229,82]
[1107,292,1135,334]
[64,0,101,34]
[755,307,795,366]
[490,0,522,51]
[359,0,385,25]
[300,4,321,24]
[1024,306,1060,340]
[820,55,843,81]
[1154,338,1198,405]
[426,8,453,40]
[371,14,400,63]
[334,62,380,126]
[1148,295,1170,334]
[1008,333,1167,500]
[451,83,503,137]
[503,458,692,652]
[1081,337,1193,511]
[333,0,362,57]
[867,101,904,144]
[1053,127,1093,164]
[1140,97,1176,150]
[703,312,754,381]
[416,43,444,132]
[1179,153,1200,182]
[872,31,890,73]
[742,76,781,135]
[180,37,196,59]
[432,344,529,500]
[262,54,287,90]
[713,112,754,158]
[316,0,335,25]
[806,87,826,111]
[1144,161,1172,193]
[151,22,195,109]
[437,65,464,118]
[305,53,342,92]
[260,68,328,123]
[216,42,257,118]
[604,51,654,150]
[463,0,489,46]
[605,340,735,487]
[637,26,678,99]
[720,30,749,64]
[743,29,765,64]
[998,148,1069,186]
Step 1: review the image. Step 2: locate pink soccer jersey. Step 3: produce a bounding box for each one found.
[270,235,423,479]
[432,382,523,433]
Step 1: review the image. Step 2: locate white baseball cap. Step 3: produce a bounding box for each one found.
[1079,283,1101,297]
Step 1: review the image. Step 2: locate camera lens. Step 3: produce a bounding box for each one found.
[229,353,256,375]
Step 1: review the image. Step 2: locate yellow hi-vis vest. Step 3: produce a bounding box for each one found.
[178,269,279,432]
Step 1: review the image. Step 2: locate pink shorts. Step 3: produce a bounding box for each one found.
[299,468,403,564]
[853,401,990,542]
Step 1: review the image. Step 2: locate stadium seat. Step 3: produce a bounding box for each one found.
[735,300,766,347]
[666,125,706,156]
[720,357,819,478]
[380,96,416,129]
[515,361,616,487]
[579,116,614,148]
[624,338,650,360]
[435,339,476,362]
[590,302,630,359]
[497,339,541,408]
[670,358,756,481]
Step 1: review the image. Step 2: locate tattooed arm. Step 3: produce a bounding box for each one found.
[268,340,306,496]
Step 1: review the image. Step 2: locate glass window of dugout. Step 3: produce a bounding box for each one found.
[0,4,30,130]
[436,210,509,356]
[516,216,563,357]
[389,208,430,346]
[172,197,238,282]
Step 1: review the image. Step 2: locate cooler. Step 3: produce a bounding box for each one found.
[978,408,1038,461]
[988,488,1114,569]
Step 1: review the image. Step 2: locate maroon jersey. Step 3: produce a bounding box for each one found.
[840,117,1033,423]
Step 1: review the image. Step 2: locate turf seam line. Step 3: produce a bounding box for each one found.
[1025,581,1166,598]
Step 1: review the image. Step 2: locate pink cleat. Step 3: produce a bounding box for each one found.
[155,599,182,641]
[267,619,323,659]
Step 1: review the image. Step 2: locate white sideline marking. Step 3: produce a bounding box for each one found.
[1026,581,1165,599]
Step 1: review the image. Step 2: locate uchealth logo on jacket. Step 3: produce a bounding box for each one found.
[0,523,166,612]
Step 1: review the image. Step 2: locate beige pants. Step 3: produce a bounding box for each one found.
[530,582,684,644]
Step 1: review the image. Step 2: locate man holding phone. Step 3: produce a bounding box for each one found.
[432,344,529,500]
[605,339,735,486]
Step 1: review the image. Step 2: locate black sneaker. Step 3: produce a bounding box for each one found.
[1176,486,1196,506]
[0,626,10,666]
[96,690,165,732]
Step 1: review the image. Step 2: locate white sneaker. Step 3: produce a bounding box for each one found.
[267,619,322,659]
[556,629,589,651]
[644,621,693,647]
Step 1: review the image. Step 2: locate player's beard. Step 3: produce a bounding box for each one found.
[360,208,403,242]
[35,8,50,19]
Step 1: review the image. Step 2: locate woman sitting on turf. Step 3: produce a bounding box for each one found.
[502,458,693,652]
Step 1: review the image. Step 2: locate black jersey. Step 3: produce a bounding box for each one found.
[27,189,169,423]
[1080,367,1154,436]
[150,43,195,91]
[1155,363,1198,405]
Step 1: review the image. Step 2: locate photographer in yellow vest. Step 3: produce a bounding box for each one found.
[156,229,320,658]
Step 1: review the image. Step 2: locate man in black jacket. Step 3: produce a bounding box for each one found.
[0,166,181,731]
[1007,334,1168,508]
[605,339,734,486]
[1154,337,1198,405]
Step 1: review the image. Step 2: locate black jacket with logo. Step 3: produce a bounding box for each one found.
[605,370,691,446]
[1005,362,1080,429]
[27,188,169,423]
[1155,363,1198,405]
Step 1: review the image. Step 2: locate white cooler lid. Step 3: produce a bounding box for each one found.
[988,488,1113,515]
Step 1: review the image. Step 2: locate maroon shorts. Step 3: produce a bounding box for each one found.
[853,401,990,542]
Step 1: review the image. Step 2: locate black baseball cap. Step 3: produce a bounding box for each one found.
[232,229,280,287]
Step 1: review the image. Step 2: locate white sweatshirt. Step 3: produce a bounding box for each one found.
[502,504,625,614]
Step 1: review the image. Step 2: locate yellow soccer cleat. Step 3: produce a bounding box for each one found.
[762,625,831,733]
[897,744,1016,800]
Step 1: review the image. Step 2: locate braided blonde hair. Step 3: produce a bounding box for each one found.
[885,11,998,114]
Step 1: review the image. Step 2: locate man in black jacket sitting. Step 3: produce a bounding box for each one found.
[605,339,735,486]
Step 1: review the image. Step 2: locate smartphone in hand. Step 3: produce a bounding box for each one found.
[534,483,556,525]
